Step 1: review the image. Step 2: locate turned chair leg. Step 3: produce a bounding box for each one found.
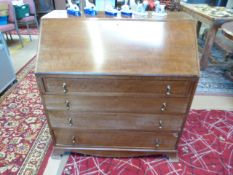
[26,22,32,41]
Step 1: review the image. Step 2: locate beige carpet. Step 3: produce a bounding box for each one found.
[7,35,38,73]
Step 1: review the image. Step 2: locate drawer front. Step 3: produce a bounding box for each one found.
[43,95,189,114]
[53,128,178,150]
[48,111,184,131]
[43,77,192,96]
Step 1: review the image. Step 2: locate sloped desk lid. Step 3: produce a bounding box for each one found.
[36,10,199,77]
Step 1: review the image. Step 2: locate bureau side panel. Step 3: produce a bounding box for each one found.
[35,74,56,144]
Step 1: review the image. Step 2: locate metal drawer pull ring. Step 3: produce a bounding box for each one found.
[155,138,160,148]
[68,118,73,126]
[63,82,67,93]
[65,100,70,110]
[166,85,171,95]
[159,120,163,129]
[161,102,167,111]
[72,136,76,144]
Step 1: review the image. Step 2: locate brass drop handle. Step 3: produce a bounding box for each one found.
[63,82,67,93]
[65,100,70,110]
[166,85,171,95]
[158,120,163,129]
[72,136,76,144]
[68,118,73,126]
[155,138,160,148]
[161,102,167,112]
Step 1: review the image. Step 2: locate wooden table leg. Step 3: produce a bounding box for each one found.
[200,20,232,70]
[200,24,219,70]
[196,21,202,37]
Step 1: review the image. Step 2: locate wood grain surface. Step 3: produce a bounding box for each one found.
[36,11,199,76]
[35,10,199,160]
[53,128,178,150]
[43,95,189,114]
[48,110,184,131]
[43,76,193,96]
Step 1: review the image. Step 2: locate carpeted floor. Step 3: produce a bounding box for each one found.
[62,110,233,175]
[196,37,233,96]
[7,37,31,55]
[0,58,51,175]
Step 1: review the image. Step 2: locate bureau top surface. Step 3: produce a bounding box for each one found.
[36,10,199,77]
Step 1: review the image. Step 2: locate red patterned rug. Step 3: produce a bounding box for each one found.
[1,57,232,174]
[0,57,51,175]
[62,110,233,175]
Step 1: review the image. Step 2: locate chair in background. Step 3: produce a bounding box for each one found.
[0,0,24,47]
[221,21,233,81]
[17,0,39,41]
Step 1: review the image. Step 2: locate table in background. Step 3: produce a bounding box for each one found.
[181,2,233,70]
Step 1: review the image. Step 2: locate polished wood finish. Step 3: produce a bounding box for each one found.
[35,10,199,161]
[36,11,199,76]
[48,111,184,131]
[43,77,193,96]
[54,128,178,149]
[43,95,189,113]
[181,2,233,70]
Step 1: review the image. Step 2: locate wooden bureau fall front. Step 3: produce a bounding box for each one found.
[35,10,199,161]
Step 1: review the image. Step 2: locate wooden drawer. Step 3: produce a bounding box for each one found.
[43,95,189,114]
[48,111,184,132]
[53,128,178,150]
[43,77,192,96]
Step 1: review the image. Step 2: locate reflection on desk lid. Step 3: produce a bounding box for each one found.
[36,10,199,77]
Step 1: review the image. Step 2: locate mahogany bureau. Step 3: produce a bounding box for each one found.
[35,10,199,161]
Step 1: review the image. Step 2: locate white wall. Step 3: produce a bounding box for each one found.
[227,0,233,8]
[95,0,115,10]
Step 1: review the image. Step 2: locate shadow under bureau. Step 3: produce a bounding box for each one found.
[35,10,199,161]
